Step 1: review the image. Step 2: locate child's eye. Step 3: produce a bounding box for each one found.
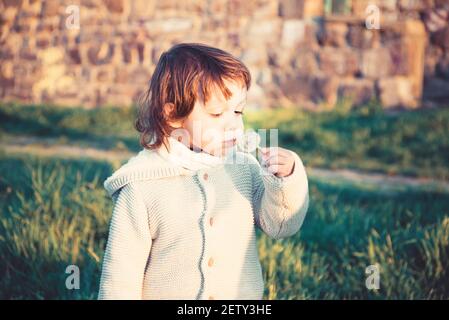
[210,110,244,117]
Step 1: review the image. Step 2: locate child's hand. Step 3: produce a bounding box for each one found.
[260,147,296,178]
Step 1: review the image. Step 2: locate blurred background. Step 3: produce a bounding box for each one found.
[0,0,448,299]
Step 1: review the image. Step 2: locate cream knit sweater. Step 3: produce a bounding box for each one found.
[98,137,309,300]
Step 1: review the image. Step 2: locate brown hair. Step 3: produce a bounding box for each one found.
[135,43,251,151]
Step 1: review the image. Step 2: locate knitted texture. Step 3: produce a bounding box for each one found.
[98,146,309,300]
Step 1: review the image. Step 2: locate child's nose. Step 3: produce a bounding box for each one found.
[225,112,244,130]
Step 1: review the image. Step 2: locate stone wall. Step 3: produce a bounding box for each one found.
[0,0,448,109]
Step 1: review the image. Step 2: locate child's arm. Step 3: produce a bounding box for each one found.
[249,149,309,240]
[98,182,152,300]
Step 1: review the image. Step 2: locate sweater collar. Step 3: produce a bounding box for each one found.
[156,136,232,171]
[104,136,237,198]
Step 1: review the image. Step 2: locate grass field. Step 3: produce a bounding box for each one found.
[1,102,448,299]
[2,101,449,179]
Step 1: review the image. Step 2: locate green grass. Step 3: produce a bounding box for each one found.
[0,156,113,299]
[0,155,448,299]
[245,102,449,180]
[0,103,139,152]
[2,101,449,179]
[1,102,449,299]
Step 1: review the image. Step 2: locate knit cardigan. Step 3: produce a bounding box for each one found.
[98,139,309,300]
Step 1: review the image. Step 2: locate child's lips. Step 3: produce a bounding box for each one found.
[222,138,237,147]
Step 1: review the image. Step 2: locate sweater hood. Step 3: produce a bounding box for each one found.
[104,148,189,198]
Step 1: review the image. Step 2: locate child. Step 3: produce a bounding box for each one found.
[98,43,309,300]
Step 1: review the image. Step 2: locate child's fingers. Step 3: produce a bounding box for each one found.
[264,152,289,160]
[259,147,295,175]
[260,147,290,158]
[260,148,278,161]
[266,164,280,174]
[263,154,288,166]
[262,149,289,162]
[259,147,277,155]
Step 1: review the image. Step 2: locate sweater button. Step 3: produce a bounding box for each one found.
[208,257,214,267]
[209,217,214,226]
[208,295,214,300]
[203,173,208,181]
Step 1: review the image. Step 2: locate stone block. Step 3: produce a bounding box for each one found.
[319,21,348,47]
[281,73,339,106]
[281,19,306,48]
[318,47,360,76]
[103,0,124,13]
[423,77,449,102]
[279,0,324,19]
[337,79,376,106]
[377,76,417,108]
[87,42,115,65]
[361,47,392,79]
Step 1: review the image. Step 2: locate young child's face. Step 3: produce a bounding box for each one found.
[178,80,247,157]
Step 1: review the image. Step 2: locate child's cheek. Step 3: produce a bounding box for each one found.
[200,130,221,153]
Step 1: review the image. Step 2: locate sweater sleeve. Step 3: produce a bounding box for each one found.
[249,150,309,240]
[98,182,152,300]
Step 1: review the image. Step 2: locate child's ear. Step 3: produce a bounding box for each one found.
[163,103,175,119]
[163,103,183,128]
